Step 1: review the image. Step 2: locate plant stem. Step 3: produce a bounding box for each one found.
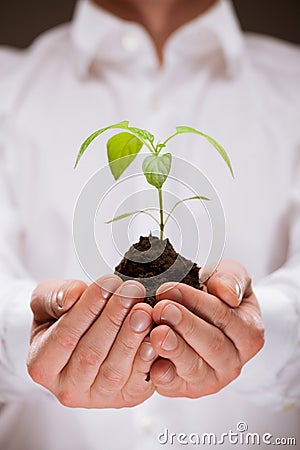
[161,131,179,149]
[158,188,164,239]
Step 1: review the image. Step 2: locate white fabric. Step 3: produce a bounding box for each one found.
[0,0,300,448]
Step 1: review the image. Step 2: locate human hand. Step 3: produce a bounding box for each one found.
[148,259,264,398]
[27,276,157,408]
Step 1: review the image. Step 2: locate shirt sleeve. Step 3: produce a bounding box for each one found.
[0,63,40,400]
[232,152,300,410]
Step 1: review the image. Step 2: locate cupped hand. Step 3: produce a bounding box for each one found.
[148,259,265,398]
[27,276,157,408]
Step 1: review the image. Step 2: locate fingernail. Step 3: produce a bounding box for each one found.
[161,304,182,326]
[139,342,157,361]
[157,283,182,302]
[130,310,152,333]
[220,275,243,301]
[160,364,175,383]
[100,277,121,300]
[56,282,71,308]
[162,329,178,351]
[119,283,144,307]
[57,289,65,308]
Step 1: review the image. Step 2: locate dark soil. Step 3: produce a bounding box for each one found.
[115,235,201,306]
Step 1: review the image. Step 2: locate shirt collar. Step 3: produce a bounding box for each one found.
[70,0,244,78]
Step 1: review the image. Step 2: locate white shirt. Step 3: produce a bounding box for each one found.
[0,0,300,449]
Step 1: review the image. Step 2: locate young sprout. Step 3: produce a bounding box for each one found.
[74,121,233,239]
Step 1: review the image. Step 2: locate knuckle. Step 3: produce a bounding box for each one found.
[27,360,46,386]
[75,345,102,369]
[189,371,220,398]
[119,337,137,355]
[253,321,265,350]
[100,364,126,390]
[64,280,87,303]
[182,316,197,341]
[232,364,242,380]
[105,309,124,331]
[186,354,205,380]
[51,324,79,350]
[244,314,265,353]
[220,364,242,387]
[211,302,232,330]
[123,382,154,406]
[223,356,242,383]
[208,383,222,395]
[83,300,103,322]
[207,371,224,395]
[57,388,77,408]
[154,361,176,385]
[208,330,225,356]
[121,387,144,407]
[237,315,265,363]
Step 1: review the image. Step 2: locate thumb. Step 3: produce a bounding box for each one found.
[205,259,252,307]
[30,278,87,323]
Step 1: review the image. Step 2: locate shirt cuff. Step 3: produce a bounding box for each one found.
[0,280,39,399]
[231,284,300,410]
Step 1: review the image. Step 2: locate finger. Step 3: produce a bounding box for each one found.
[227,293,265,363]
[206,259,252,307]
[156,282,237,344]
[149,359,183,397]
[156,281,247,335]
[156,283,263,365]
[156,281,237,332]
[93,303,155,400]
[128,337,158,386]
[31,278,88,323]
[60,281,146,392]
[152,300,240,374]
[150,325,217,397]
[133,337,158,380]
[28,275,122,387]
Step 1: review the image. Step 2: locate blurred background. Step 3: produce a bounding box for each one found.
[0,0,299,48]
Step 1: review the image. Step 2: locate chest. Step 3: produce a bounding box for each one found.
[13,64,296,281]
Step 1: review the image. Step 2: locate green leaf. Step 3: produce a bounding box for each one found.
[128,127,155,143]
[156,143,166,153]
[105,211,138,224]
[107,132,143,180]
[105,209,160,226]
[74,120,129,168]
[142,153,172,189]
[175,126,234,177]
[164,195,210,226]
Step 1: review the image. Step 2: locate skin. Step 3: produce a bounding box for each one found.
[92,0,218,63]
[27,260,264,408]
[28,277,156,407]
[151,260,264,397]
[27,0,265,407]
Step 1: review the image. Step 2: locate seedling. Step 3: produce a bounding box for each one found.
[74,120,233,239]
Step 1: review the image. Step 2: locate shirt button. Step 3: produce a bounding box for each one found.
[140,416,154,433]
[121,30,140,52]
